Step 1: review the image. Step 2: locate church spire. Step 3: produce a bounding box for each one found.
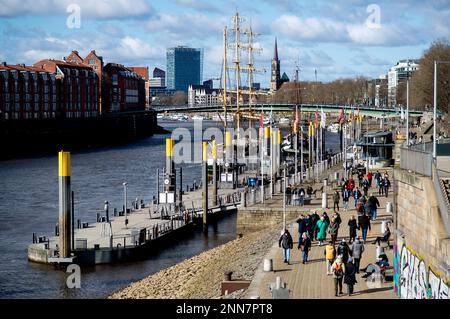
[274,37,279,61]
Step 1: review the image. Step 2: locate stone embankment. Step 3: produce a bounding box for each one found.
[109,228,280,299]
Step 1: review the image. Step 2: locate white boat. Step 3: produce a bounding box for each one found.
[278,117,290,125]
[191,115,205,121]
[327,123,340,133]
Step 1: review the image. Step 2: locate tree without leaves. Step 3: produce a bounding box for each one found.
[410,40,450,115]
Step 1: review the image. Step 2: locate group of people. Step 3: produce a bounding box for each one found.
[277,168,392,297]
[325,237,365,296]
[285,185,314,206]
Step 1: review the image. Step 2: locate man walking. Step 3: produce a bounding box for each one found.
[351,236,365,273]
[368,193,380,221]
[342,186,350,212]
[279,229,294,264]
[333,190,340,212]
[358,213,371,243]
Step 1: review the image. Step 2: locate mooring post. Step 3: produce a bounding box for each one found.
[202,141,209,233]
[212,140,218,207]
[58,151,71,258]
[179,166,183,205]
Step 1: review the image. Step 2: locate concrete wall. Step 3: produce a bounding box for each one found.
[393,168,450,299]
[236,207,310,235]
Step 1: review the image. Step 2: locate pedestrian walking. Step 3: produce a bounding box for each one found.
[325,241,336,275]
[332,256,346,296]
[299,232,312,264]
[368,193,380,221]
[286,185,292,205]
[379,176,384,196]
[342,186,350,211]
[362,178,369,197]
[311,211,320,240]
[296,215,306,246]
[348,215,357,244]
[351,236,365,273]
[367,171,373,188]
[316,216,329,246]
[328,217,339,245]
[344,257,357,296]
[358,213,371,243]
[383,177,391,198]
[333,190,340,212]
[337,239,350,264]
[299,187,305,206]
[278,229,294,264]
[353,187,362,207]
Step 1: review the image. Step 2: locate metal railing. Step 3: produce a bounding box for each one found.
[432,165,450,236]
[400,147,433,177]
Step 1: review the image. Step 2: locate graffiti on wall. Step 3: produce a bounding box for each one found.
[396,244,450,299]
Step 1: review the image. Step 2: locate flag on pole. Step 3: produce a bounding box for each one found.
[320,108,326,129]
[339,108,344,128]
[400,107,405,121]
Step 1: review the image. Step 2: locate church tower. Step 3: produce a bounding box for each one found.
[271,37,281,91]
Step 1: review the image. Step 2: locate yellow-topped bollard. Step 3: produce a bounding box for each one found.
[58,151,71,177]
[58,151,72,258]
[166,138,174,157]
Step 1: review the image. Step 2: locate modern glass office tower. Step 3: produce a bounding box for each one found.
[166,46,203,92]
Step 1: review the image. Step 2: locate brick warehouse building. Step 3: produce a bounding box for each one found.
[33,59,99,118]
[129,66,150,109]
[103,63,146,113]
[65,50,104,113]
[0,63,58,120]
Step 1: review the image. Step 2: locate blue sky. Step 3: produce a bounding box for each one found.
[0,0,449,87]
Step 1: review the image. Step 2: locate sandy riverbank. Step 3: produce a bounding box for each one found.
[108,228,281,299]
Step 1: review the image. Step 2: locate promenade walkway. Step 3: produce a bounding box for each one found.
[245,168,397,299]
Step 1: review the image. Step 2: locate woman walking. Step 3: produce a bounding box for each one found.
[316,216,329,246]
[348,215,357,244]
[344,257,357,296]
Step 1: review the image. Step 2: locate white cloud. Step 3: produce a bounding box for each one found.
[273,15,348,42]
[273,14,424,46]
[146,13,226,40]
[0,0,153,18]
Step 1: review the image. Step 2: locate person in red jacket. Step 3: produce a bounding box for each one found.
[367,172,373,188]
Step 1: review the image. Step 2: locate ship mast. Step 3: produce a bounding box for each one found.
[223,26,228,130]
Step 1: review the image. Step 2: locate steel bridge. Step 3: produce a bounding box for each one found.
[156,103,428,118]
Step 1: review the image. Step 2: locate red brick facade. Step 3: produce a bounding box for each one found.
[0,63,58,120]
[33,60,99,118]
[103,63,146,113]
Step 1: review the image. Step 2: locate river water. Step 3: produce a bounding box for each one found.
[0,120,339,299]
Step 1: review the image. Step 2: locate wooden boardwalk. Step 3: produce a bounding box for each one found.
[245,168,397,299]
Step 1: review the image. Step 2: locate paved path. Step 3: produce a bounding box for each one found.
[245,168,397,299]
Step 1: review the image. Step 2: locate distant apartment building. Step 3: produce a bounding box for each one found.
[166,46,203,92]
[388,59,419,107]
[188,84,221,107]
[0,62,58,120]
[33,59,99,118]
[129,67,150,109]
[103,63,146,113]
[374,75,388,108]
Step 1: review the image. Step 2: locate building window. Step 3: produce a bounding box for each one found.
[88,59,95,65]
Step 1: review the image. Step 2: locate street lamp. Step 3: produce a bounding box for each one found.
[123,182,128,228]
[433,60,450,162]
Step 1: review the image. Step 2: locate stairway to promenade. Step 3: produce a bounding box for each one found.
[244,168,397,299]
